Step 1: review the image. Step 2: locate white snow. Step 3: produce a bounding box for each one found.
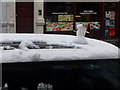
[19,40,39,50]
[0,33,119,63]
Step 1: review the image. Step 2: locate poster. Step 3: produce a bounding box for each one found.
[105,11,115,37]
[105,11,115,20]
[76,22,100,30]
[89,22,100,29]
[46,22,73,31]
[58,15,73,21]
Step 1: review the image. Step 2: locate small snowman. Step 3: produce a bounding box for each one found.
[73,24,88,44]
[76,24,87,37]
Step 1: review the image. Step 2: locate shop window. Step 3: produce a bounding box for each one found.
[105,11,115,38]
[45,2,74,32]
[75,3,100,31]
[45,2,102,37]
[46,22,73,31]
[105,3,116,39]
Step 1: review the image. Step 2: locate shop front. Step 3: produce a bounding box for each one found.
[44,2,119,40]
[1,1,119,43]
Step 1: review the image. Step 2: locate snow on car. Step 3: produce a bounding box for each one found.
[0,33,118,63]
[0,25,119,63]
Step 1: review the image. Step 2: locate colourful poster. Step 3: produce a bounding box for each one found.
[46,22,73,31]
[58,15,73,21]
[89,22,100,29]
[105,11,115,20]
[105,11,115,37]
[76,22,100,30]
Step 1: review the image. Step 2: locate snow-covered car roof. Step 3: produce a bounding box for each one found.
[0,33,119,63]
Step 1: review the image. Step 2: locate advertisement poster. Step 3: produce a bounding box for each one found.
[58,15,73,21]
[105,11,115,37]
[89,22,100,29]
[76,22,100,30]
[46,22,73,31]
[105,11,115,20]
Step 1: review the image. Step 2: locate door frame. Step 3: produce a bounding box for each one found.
[16,2,34,33]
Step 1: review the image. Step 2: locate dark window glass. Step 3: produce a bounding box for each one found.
[75,2,99,22]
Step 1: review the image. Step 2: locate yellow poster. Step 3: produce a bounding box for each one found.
[58,15,73,21]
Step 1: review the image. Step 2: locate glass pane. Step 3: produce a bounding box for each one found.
[76,2,99,22]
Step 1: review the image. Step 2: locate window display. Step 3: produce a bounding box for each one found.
[58,15,73,21]
[45,2,118,40]
[45,2,74,32]
[89,22,100,29]
[76,22,100,30]
[46,22,73,31]
[105,11,115,37]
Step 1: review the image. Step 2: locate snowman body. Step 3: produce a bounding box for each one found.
[73,24,88,44]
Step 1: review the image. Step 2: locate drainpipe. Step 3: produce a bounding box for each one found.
[35,0,45,34]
